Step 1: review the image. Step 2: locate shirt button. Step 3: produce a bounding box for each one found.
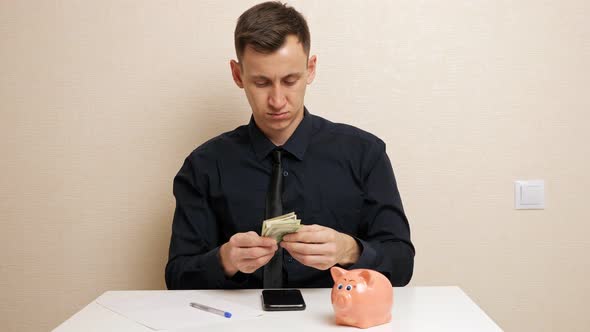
[283,170,289,177]
[287,257,294,263]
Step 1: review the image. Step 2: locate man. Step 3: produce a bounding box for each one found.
[165,1,414,290]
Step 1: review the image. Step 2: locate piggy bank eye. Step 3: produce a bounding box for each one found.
[337,284,343,290]
[346,285,352,291]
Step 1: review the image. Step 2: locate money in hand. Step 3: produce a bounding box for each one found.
[261,212,302,242]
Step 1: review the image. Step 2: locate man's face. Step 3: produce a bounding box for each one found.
[231,35,316,145]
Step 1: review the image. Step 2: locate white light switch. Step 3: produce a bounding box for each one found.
[515,180,545,209]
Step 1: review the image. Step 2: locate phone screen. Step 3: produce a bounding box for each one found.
[261,289,306,311]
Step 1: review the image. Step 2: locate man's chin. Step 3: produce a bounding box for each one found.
[266,122,290,133]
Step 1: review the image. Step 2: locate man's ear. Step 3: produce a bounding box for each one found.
[306,55,317,84]
[230,60,244,88]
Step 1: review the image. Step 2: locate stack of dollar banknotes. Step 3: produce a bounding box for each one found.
[261,212,302,242]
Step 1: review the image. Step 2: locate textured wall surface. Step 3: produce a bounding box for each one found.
[1,1,589,331]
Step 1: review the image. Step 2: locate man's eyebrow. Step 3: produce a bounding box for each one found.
[250,75,269,80]
[250,73,303,80]
[283,72,303,79]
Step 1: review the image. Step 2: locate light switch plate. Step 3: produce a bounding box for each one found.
[515,180,545,209]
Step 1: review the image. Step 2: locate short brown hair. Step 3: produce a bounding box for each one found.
[234,1,311,61]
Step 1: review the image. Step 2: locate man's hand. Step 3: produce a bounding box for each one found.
[219,231,278,277]
[280,224,360,270]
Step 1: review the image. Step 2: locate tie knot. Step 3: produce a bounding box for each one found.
[272,148,282,164]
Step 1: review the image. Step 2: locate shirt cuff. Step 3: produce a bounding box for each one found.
[346,237,378,270]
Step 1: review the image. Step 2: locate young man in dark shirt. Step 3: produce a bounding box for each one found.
[165,1,414,289]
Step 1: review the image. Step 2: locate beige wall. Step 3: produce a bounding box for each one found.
[1,1,589,331]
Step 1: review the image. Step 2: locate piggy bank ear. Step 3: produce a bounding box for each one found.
[359,270,374,287]
[330,266,347,281]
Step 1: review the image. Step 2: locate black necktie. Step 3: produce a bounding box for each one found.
[263,148,284,288]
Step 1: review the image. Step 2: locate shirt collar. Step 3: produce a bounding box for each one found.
[248,107,313,161]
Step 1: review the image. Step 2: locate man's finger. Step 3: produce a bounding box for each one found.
[237,253,275,273]
[281,241,329,256]
[232,232,277,247]
[292,224,324,233]
[255,252,275,266]
[258,236,279,247]
[238,245,278,259]
[283,228,329,243]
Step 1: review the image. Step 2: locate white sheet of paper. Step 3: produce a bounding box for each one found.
[95,291,263,330]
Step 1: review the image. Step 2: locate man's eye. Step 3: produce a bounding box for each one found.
[283,80,297,86]
[254,82,269,87]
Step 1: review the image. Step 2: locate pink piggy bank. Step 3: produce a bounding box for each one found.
[330,267,393,329]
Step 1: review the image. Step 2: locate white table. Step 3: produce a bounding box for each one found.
[53,287,502,331]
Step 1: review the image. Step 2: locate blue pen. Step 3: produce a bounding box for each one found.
[190,302,232,318]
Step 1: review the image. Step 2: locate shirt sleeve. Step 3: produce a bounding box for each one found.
[348,140,415,286]
[164,155,251,289]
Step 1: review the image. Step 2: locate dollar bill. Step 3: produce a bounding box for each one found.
[261,212,302,242]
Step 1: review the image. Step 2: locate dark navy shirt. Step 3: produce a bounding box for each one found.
[165,108,414,289]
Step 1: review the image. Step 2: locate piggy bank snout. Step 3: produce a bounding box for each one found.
[333,291,352,309]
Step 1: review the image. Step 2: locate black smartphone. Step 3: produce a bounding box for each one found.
[261,289,306,311]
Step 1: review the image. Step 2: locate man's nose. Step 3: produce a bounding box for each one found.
[268,85,287,110]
